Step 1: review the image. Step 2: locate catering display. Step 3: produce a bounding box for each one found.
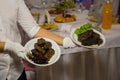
[24,38,61,66]
[70,23,105,48]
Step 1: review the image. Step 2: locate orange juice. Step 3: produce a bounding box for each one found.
[102,0,112,29]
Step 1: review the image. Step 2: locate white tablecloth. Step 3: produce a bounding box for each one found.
[36,48,120,80]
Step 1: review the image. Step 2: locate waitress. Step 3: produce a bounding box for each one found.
[0,0,76,80]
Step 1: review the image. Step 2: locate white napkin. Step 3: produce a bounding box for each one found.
[45,10,51,23]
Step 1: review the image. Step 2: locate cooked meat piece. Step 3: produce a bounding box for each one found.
[81,35,103,46]
[34,43,45,54]
[30,38,55,64]
[92,32,100,39]
[37,38,46,45]
[31,49,39,56]
[78,30,103,46]
[81,37,98,46]
[78,30,93,42]
[31,49,43,58]
[32,57,48,64]
[98,39,103,45]
[44,49,55,60]
[44,42,52,49]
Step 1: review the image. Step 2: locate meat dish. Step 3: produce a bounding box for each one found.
[27,38,55,64]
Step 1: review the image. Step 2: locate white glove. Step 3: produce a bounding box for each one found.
[4,40,25,59]
[63,37,76,48]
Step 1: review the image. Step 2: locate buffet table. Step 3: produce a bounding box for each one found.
[18,5,120,79]
[30,9,120,80]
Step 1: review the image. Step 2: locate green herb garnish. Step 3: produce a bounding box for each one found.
[74,23,92,35]
[27,52,33,59]
[55,1,75,10]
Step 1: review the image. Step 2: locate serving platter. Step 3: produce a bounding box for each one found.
[24,37,61,67]
[70,28,106,48]
[40,23,58,31]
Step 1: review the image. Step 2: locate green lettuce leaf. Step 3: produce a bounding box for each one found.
[74,23,92,35]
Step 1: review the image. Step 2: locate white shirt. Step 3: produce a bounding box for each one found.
[0,0,40,80]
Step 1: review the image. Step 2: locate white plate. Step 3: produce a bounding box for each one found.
[40,23,58,31]
[24,37,61,67]
[70,28,106,48]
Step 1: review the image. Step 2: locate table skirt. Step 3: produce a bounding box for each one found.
[36,47,120,80]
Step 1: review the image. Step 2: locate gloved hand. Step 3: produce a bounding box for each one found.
[63,37,76,48]
[4,40,25,59]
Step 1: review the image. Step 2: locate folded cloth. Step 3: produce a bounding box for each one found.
[22,60,36,71]
[63,37,76,48]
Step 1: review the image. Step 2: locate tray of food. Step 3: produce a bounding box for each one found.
[24,37,61,66]
[70,23,106,48]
